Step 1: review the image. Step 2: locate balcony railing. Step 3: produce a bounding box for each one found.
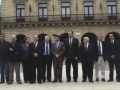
[0,13,120,24]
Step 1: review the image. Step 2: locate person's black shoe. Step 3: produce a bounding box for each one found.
[101,78,106,82]
[117,80,120,82]
[89,80,94,83]
[7,81,13,85]
[25,81,28,83]
[30,82,35,84]
[96,79,99,82]
[67,80,71,82]
[108,79,113,82]
[48,80,51,82]
[0,81,5,84]
[59,80,63,83]
[82,80,86,82]
[38,82,42,84]
[74,80,78,82]
[52,80,57,83]
[43,80,45,83]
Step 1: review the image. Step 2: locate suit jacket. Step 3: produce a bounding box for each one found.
[64,38,79,60]
[51,42,65,62]
[79,43,96,63]
[106,40,120,61]
[0,40,9,60]
[42,42,53,59]
[8,42,22,62]
[29,42,43,61]
[93,41,107,61]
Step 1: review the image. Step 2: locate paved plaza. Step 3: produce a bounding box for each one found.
[0,62,120,90]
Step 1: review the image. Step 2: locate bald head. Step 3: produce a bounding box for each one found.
[83,37,89,44]
[33,35,38,42]
[11,35,17,42]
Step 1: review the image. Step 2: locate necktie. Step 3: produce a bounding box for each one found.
[34,43,37,49]
[13,43,15,47]
[69,38,72,47]
[85,44,87,51]
[46,42,49,55]
[98,41,101,55]
[56,42,58,49]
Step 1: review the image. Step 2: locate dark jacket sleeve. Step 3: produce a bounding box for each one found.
[78,45,82,62]
[63,39,67,57]
[38,42,43,56]
[29,43,34,55]
[75,39,79,57]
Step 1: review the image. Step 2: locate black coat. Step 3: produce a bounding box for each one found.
[93,41,107,61]
[0,40,9,61]
[64,38,79,60]
[79,43,96,63]
[106,40,120,62]
[8,42,22,62]
[29,42,43,61]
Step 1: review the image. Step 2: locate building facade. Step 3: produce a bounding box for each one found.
[1,0,120,42]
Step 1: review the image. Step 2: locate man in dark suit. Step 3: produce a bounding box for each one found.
[7,35,22,85]
[79,37,95,83]
[51,35,65,83]
[64,30,79,82]
[29,35,43,84]
[106,33,120,82]
[93,33,107,82]
[0,33,9,84]
[42,35,53,82]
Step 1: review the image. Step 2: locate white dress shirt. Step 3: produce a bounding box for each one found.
[34,42,38,47]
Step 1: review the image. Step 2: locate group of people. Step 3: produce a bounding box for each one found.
[0,30,120,85]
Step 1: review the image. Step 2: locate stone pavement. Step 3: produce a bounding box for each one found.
[0,62,120,90]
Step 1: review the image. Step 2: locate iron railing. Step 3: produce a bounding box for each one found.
[0,13,120,24]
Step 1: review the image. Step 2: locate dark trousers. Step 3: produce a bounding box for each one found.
[82,63,93,81]
[66,59,78,80]
[42,55,52,81]
[30,59,42,83]
[22,59,30,82]
[53,61,63,80]
[108,59,120,81]
[0,60,9,82]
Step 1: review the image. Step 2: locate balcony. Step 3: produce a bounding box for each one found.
[0,13,120,27]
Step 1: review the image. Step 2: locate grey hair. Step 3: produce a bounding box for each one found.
[83,37,89,41]
[97,33,102,36]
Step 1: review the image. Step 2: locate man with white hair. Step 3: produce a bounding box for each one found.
[7,35,22,85]
[93,33,107,82]
[42,35,53,82]
[79,37,96,83]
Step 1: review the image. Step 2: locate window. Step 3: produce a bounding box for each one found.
[16,5,25,22]
[61,2,70,21]
[38,3,48,21]
[107,1,117,20]
[84,2,94,20]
